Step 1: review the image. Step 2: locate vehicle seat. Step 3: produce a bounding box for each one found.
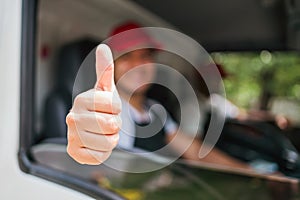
[41,38,99,144]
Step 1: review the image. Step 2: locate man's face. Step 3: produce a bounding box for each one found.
[114,49,156,95]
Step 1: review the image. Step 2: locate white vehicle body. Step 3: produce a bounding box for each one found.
[0,0,171,198]
[0,0,89,198]
[1,0,300,199]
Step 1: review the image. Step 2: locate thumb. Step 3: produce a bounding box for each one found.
[95,44,115,91]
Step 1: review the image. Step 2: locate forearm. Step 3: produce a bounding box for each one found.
[166,132,250,169]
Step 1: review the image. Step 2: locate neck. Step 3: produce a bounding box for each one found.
[119,89,146,113]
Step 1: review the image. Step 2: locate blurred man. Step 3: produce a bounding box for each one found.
[66,22,249,170]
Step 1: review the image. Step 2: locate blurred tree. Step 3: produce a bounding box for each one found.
[211,52,300,110]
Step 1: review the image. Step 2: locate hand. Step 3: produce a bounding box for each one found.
[66,44,122,165]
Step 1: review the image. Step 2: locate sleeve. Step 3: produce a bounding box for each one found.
[210,93,240,119]
[164,114,178,135]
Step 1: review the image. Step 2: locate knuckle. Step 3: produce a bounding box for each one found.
[66,113,83,131]
[73,95,81,105]
[102,138,114,151]
[106,115,121,133]
[109,123,120,133]
[66,113,75,126]
[106,134,119,150]
[95,114,119,133]
[109,134,119,148]
[66,113,88,132]
[74,94,87,106]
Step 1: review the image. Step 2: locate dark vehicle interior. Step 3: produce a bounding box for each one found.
[19,0,300,199]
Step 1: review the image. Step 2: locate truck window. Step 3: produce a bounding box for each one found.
[19,0,300,199]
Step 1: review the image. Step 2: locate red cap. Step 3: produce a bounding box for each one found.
[215,63,228,78]
[107,21,161,55]
[201,63,228,78]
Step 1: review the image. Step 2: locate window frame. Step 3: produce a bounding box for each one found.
[17,0,300,199]
[18,0,123,199]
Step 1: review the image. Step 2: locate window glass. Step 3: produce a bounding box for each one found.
[23,0,300,199]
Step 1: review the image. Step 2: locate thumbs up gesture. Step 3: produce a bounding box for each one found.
[66,44,122,165]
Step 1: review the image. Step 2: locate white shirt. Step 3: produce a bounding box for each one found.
[179,93,240,134]
[117,98,178,150]
[210,93,240,119]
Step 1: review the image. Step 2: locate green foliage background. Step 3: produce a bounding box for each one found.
[211,52,300,109]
